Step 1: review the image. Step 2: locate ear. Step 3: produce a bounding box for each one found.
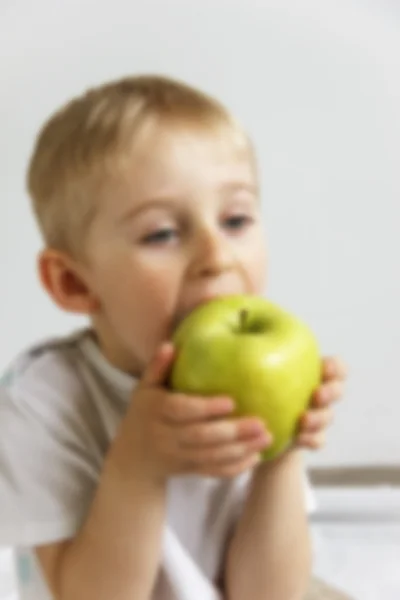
[37,248,99,315]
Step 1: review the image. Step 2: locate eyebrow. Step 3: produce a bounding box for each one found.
[219,182,258,195]
[219,181,260,206]
[116,182,259,226]
[116,198,179,226]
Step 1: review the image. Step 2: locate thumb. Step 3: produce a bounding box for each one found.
[140,342,175,388]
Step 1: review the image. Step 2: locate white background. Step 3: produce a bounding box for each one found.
[1,0,399,467]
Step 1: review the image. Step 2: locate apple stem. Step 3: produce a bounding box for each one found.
[239,309,248,332]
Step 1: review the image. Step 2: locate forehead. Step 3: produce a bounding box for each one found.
[116,122,257,197]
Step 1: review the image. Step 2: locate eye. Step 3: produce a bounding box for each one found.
[141,227,179,245]
[223,214,254,231]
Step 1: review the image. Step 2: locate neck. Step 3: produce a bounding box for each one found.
[91,320,144,378]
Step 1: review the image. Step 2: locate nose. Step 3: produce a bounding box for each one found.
[189,224,234,279]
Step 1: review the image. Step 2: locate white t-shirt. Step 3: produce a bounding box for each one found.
[0,330,315,600]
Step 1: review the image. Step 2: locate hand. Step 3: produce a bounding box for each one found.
[295,356,347,450]
[115,343,272,481]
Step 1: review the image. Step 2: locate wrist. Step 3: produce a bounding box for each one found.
[106,433,169,490]
[255,447,304,477]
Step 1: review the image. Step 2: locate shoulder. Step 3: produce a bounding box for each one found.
[0,331,106,547]
[1,329,97,437]
[3,329,87,390]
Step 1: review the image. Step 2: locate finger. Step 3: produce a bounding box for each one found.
[141,343,175,387]
[313,380,344,407]
[300,407,333,433]
[198,452,262,478]
[162,393,235,424]
[178,417,270,448]
[322,356,348,382]
[296,430,326,450]
[183,434,270,467]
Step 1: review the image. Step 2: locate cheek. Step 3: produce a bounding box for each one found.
[102,264,173,312]
[244,238,268,293]
[122,269,182,360]
[97,256,180,328]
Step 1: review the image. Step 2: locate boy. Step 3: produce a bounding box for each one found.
[0,75,346,600]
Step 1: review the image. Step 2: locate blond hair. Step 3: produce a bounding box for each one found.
[27,74,249,256]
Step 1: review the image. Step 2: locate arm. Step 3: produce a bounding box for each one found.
[224,450,312,600]
[35,346,174,600]
[36,444,167,600]
[36,343,266,600]
[224,354,348,600]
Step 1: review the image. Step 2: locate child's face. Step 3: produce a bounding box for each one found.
[83,125,267,375]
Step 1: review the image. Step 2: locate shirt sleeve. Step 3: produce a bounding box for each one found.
[0,371,101,548]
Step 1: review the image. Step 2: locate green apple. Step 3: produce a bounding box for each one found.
[170,294,322,461]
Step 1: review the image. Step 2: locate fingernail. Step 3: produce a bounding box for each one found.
[252,454,262,467]
[319,390,329,405]
[250,421,265,434]
[305,414,315,427]
[259,432,272,446]
[221,398,235,411]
